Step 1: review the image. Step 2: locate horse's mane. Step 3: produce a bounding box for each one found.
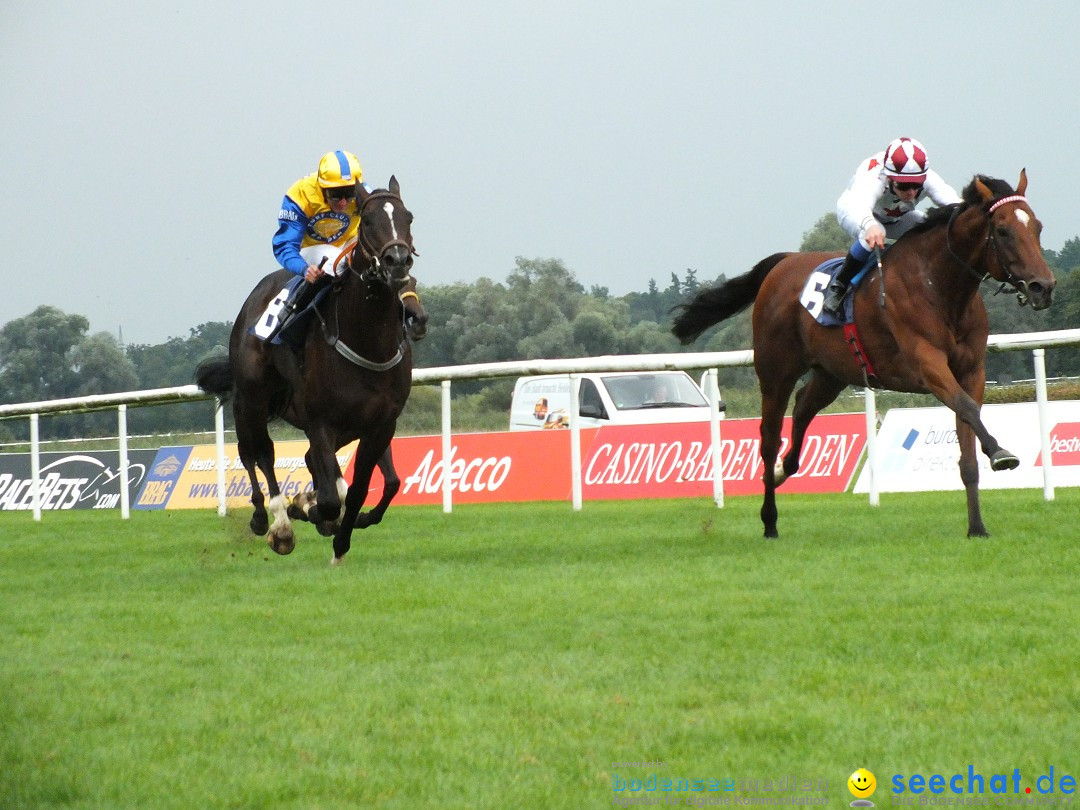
[898,175,1016,239]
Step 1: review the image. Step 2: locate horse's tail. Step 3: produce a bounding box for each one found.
[671,252,791,345]
[194,355,235,403]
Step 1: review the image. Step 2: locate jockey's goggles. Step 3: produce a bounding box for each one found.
[893,182,924,192]
[325,187,355,201]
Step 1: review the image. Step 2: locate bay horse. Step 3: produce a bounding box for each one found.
[196,177,423,564]
[673,171,1055,538]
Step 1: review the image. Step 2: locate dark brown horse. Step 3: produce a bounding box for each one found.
[673,171,1055,538]
[196,177,424,564]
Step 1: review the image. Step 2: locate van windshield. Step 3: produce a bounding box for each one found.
[600,374,709,410]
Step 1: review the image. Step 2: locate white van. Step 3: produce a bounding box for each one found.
[509,371,722,431]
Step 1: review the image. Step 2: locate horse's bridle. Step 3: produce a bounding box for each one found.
[348,190,417,288]
[313,190,416,371]
[944,194,1032,306]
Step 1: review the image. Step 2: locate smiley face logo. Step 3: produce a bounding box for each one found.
[848,768,877,798]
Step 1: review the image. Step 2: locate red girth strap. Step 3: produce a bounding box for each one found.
[842,323,882,389]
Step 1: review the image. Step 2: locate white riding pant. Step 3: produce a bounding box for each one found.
[299,244,350,278]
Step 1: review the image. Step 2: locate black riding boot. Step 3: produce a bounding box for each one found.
[265,278,324,343]
[822,250,863,319]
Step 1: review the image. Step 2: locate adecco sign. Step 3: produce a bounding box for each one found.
[854,400,1080,493]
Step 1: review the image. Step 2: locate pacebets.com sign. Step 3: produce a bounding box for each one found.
[0,450,156,511]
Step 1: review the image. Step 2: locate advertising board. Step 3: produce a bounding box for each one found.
[0,449,157,511]
[853,401,1080,493]
[133,413,867,510]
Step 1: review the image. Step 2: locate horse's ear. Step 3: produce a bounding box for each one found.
[974,176,995,203]
[1016,168,1028,196]
[388,175,400,196]
[356,180,369,204]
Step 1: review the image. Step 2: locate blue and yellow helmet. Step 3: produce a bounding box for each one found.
[317,150,363,188]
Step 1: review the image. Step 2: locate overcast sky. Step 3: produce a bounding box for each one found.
[3,2,1077,346]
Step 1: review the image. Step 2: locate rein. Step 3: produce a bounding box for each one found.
[314,190,414,372]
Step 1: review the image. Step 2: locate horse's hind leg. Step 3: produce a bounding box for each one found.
[234,393,294,554]
[758,376,800,539]
[775,370,847,486]
[233,399,269,535]
[355,446,401,530]
[754,337,813,537]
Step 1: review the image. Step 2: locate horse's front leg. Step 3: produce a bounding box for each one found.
[355,446,401,529]
[913,344,1017,470]
[333,426,395,564]
[955,363,993,538]
[955,418,987,537]
[914,344,1016,537]
[304,429,345,532]
[287,446,344,537]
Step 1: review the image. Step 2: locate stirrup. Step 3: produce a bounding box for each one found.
[822,284,846,318]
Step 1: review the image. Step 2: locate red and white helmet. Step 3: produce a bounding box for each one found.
[883,137,928,183]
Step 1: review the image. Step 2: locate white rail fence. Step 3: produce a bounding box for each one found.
[2,328,1080,521]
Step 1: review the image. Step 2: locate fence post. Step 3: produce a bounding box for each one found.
[707,368,724,508]
[441,380,453,513]
[1033,348,1054,501]
[569,374,583,511]
[864,388,879,506]
[215,401,227,517]
[30,413,41,522]
[118,405,130,519]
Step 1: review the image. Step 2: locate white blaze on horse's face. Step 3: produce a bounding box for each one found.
[1015,209,1031,227]
[383,201,398,241]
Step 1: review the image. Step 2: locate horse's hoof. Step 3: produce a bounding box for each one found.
[267,530,296,555]
[763,528,779,539]
[315,521,337,537]
[250,514,269,536]
[355,513,379,529]
[330,555,345,567]
[990,450,1019,471]
[289,492,316,522]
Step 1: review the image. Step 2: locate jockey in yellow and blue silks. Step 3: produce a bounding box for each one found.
[266,150,369,340]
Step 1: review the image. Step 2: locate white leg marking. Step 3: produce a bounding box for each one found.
[773,460,788,487]
[268,494,291,534]
[336,477,348,503]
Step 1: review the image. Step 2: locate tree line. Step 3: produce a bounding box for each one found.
[2,218,1079,442]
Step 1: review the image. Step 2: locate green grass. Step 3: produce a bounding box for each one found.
[2,490,1079,808]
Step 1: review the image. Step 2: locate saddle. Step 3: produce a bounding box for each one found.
[799,254,883,387]
[799,255,877,327]
[251,276,334,348]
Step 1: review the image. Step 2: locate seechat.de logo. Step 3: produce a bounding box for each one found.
[849,768,877,808]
